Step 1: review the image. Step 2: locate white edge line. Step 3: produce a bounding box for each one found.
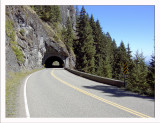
[24,74,32,118]
[23,69,45,118]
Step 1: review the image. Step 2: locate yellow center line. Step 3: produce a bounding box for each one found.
[51,69,152,118]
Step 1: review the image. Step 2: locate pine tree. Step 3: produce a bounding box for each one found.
[75,6,80,23]
[103,56,112,78]
[116,41,127,80]
[126,43,134,86]
[128,51,148,94]
[126,43,132,60]
[75,6,96,74]
[146,54,155,96]
[73,6,80,56]
[89,15,101,75]
[94,20,104,76]
[89,14,97,42]
[32,6,61,24]
[105,32,113,69]
[75,6,80,35]
[111,39,119,79]
[119,41,127,63]
[65,17,74,50]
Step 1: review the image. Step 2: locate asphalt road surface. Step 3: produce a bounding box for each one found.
[25,68,154,118]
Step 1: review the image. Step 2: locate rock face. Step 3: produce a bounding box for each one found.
[60,5,76,31]
[6,5,76,74]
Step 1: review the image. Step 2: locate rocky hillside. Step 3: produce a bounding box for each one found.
[6,5,76,75]
[60,5,76,31]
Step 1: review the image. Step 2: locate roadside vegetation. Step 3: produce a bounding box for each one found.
[6,18,25,64]
[6,68,43,117]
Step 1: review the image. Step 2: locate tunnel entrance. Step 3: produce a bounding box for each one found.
[44,56,64,68]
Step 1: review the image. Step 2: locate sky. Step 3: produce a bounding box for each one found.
[77,5,155,63]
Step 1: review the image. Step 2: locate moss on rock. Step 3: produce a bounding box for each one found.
[6,18,25,64]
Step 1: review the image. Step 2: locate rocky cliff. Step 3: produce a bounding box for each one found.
[60,5,76,31]
[6,5,76,75]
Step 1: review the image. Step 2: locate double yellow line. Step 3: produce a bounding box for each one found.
[51,69,152,118]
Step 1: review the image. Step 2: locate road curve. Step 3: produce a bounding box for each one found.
[25,68,154,118]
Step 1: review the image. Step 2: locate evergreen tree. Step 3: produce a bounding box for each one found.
[98,33,113,77]
[126,43,134,85]
[89,15,100,74]
[93,20,104,76]
[75,5,80,35]
[126,43,132,60]
[32,6,61,24]
[75,6,80,23]
[119,41,127,64]
[105,32,112,56]
[146,54,155,96]
[111,39,119,79]
[105,32,113,67]
[128,51,148,94]
[73,6,80,56]
[65,17,74,50]
[116,41,127,80]
[75,6,96,74]
[103,56,112,78]
[51,6,61,23]
[89,14,97,41]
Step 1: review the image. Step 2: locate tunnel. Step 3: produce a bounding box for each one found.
[44,56,65,68]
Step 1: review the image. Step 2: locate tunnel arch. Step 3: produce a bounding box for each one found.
[44,56,65,68]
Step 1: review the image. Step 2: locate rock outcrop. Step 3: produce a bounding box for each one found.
[6,5,76,74]
[60,5,76,31]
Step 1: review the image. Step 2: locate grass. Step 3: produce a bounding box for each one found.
[6,68,43,117]
[6,18,25,64]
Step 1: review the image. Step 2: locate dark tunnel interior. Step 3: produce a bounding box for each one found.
[44,56,64,68]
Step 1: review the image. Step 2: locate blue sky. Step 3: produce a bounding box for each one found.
[77,5,155,62]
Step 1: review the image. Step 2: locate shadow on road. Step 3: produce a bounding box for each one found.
[83,85,154,101]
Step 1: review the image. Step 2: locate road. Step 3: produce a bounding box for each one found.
[25,68,154,118]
